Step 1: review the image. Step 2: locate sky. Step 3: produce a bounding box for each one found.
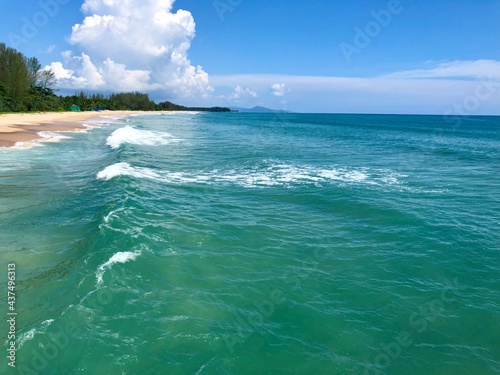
[1,0,499,114]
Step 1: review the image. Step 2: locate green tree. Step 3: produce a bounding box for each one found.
[37,69,56,91]
[0,41,230,113]
[25,56,41,88]
[0,43,30,107]
[0,82,10,112]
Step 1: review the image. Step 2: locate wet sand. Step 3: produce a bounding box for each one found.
[0,111,149,147]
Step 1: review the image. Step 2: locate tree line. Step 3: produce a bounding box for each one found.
[0,43,230,113]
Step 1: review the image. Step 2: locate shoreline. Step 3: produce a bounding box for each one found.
[0,111,161,148]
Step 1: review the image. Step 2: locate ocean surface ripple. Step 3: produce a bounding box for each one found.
[1,113,499,374]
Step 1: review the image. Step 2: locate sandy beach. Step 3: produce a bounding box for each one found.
[0,111,150,147]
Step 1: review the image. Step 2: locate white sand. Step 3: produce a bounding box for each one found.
[0,111,139,133]
[0,111,166,147]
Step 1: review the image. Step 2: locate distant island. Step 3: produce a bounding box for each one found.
[0,43,230,114]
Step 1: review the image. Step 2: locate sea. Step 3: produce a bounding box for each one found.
[0,113,499,375]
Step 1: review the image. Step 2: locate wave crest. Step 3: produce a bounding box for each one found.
[97,161,403,188]
[97,162,160,180]
[96,250,142,286]
[106,126,180,149]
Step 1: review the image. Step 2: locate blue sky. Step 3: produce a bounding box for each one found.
[1,0,499,114]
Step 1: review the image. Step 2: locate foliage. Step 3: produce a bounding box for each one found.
[0,43,30,104]
[0,43,57,112]
[0,42,230,113]
[157,101,231,112]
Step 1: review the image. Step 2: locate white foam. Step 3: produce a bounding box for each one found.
[317,168,368,182]
[16,319,54,349]
[216,164,370,187]
[9,141,43,150]
[3,131,71,150]
[96,161,404,189]
[77,115,123,131]
[343,170,368,182]
[160,111,200,115]
[96,250,141,285]
[106,125,179,149]
[103,209,120,224]
[103,212,113,224]
[97,162,160,181]
[94,115,129,122]
[38,131,72,142]
[16,329,37,348]
[80,122,102,131]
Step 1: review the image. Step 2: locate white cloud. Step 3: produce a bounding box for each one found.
[49,62,74,80]
[210,60,500,114]
[386,60,500,80]
[228,85,257,100]
[271,83,287,97]
[50,0,212,97]
[44,45,56,54]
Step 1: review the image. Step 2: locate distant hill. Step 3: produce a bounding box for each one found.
[231,106,291,113]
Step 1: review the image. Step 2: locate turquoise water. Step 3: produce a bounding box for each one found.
[1,113,499,374]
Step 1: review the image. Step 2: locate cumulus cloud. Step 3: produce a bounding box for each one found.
[49,0,212,97]
[271,83,287,97]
